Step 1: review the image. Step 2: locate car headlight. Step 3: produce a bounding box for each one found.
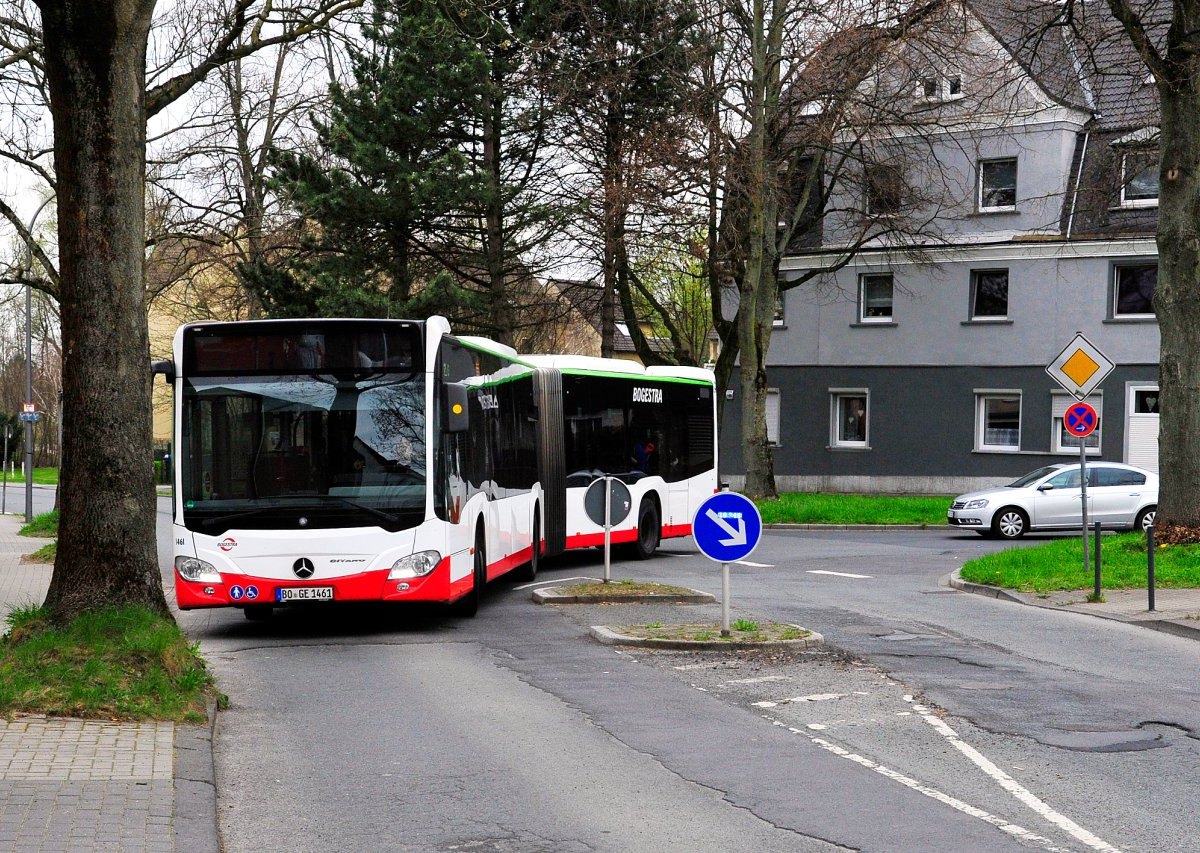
[964,499,989,510]
[175,556,221,583]
[388,550,441,579]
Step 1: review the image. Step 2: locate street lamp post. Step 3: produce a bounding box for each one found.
[22,196,53,523]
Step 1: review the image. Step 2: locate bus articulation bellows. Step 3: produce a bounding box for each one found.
[156,316,718,618]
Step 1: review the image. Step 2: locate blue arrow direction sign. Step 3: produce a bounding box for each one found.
[692,491,763,563]
[1065,401,1098,437]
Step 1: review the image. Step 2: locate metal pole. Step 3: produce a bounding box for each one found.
[2,426,8,515]
[1079,438,1089,580]
[1093,520,1102,600]
[603,476,611,583]
[1147,526,1156,612]
[21,196,51,526]
[721,562,731,637]
[24,271,33,524]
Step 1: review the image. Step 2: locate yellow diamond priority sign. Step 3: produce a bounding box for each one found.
[1046,333,1114,399]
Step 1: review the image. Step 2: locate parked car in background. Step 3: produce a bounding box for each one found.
[947,462,1158,539]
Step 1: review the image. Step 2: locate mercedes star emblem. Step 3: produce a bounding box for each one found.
[292,558,315,579]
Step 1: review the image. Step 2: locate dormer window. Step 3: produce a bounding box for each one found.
[1120,149,1159,207]
[918,74,964,101]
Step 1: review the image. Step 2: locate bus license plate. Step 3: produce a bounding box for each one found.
[276,587,334,603]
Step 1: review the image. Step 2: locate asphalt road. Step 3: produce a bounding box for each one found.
[157,504,1199,852]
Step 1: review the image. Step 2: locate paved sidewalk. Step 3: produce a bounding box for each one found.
[950,571,1200,640]
[0,514,218,853]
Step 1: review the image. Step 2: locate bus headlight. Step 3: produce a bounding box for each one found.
[389,550,441,579]
[175,556,221,583]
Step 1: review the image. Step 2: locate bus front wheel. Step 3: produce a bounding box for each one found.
[453,528,485,617]
[631,499,660,560]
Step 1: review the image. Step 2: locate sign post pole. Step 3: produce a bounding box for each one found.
[1080,437,1090,578]
[721,562,731,637]
[603,476,612,584]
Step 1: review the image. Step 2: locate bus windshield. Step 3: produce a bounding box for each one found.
[181,373,427,534]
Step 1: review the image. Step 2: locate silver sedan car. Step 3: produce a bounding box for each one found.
[947,462,1158,539]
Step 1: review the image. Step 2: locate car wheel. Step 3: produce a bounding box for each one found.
[992,507,1028,539]
[1135,506,1156,532]
[631,499,661,560]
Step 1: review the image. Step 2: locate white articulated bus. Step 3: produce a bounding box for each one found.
[156,316,717,618]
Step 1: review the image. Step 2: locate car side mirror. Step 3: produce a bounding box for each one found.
[1038,483,1054,492]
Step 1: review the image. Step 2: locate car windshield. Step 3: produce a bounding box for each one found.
[1007,465,1065,488]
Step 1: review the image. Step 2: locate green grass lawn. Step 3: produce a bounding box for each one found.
[960,533,1200,592]
[756,492,952,525]
[0,605,217,722]
[18,509,57,538]
[0,467,58,485]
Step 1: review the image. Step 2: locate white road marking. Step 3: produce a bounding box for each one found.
[722,676,792,685]
[753,692,846,708]
[768,720,1071,852]
[806,570,873,578]
[736,560,774,567]
[911,704,1123,852]
[512,575,600,591]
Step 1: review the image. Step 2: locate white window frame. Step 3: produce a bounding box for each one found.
[978,157,1017,212]
[830,389,869,448]
[858,273,894,323]
[766,388,781,446]
[969,268,1009,320]
[1051,392,1102,454]
[1112,262,1157,319]
[916,73,964,102]
[1119,150,1159,208]
[975,390,1021,452]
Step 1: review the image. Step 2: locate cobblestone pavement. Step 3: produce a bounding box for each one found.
[0,512,217,853]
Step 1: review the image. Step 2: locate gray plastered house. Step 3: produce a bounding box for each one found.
[721,0,1164,494]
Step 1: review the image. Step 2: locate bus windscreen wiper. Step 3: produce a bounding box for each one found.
[312,495,401,526]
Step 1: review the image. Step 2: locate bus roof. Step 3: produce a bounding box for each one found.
[521,354,713,384]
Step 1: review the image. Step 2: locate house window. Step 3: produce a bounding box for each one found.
[1052,393,1101,453]
[919,75,963,101]
[1121,150,1159,206]
[865,164,902,215]
[970,269,1009,319]
[766,388,780,446]
[859,274,894,322]
[979,158,1017,211]
[831,391,869,447]
[1113,263,1156,317]
[975,392,1020,451]
[773,292,785,327]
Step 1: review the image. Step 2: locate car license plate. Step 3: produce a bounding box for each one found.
[276,586,334,603]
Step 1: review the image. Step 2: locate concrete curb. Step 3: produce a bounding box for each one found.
[947,570,1200,642]
[173,698,220,853]
[766,523,937,531]
[532,587,717,605]
[589,624,825,651]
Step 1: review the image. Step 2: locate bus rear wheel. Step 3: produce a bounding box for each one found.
[512,511,540,583]
[631,499,660,560]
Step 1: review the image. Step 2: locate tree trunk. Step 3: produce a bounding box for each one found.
[482,71,514,346]
[1152,85,1200,541]
[737,0,781,501]
[37,0,169,621]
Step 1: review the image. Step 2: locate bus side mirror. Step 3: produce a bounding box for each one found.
[443,382,469,433]
[151,359,175,384]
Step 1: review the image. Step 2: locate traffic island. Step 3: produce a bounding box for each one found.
[533,579,717,605]
[589,621,824,651]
